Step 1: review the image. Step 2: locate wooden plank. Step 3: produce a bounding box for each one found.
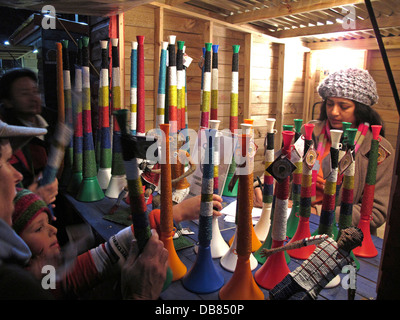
[303,51,312,122]
[305,36,400,50]
[149,1,281,43]
[276,42,285,148]
[244,33,252,120]
[226,0,375,24]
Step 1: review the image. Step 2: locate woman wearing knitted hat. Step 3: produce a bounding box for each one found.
[311,68,394,236]
[252,68,394,237]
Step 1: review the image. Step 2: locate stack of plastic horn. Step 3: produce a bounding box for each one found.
[208,120,229,258]
[227,121,261,250]
[76,36,104,202]
[337,127,360,272]
[253,118,276,264]
[156,42,168,128]
[220,124,260,272]
[286,118,303,238]
[316,129,343,238]
[222,44,240,197]
[136,35,145,137]
[97,40,112,190]
[286,123,316,259]
[353,125,381,258]
[67,38,83,196]
[254,130,294,290]
[130,41,138,135]
[56,42,64,124]
[59,40,74,188]
[159,123,187,281]
[177,40,185,133]
[210,44,219,121]
[106,38,127,198]
[253,118,277,241]
[182,128,224,293]
[338,128,358,236]
[200,42,211,128]
[219,131,264,300]
[116,109,172,290]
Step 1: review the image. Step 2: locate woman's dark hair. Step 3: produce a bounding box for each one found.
[318,99,386,137]
[0,68,38,101]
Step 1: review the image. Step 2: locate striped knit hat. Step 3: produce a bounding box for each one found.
[12,188,51,234]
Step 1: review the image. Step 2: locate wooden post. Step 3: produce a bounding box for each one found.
[244,33,252,120]
[275,43,285,149]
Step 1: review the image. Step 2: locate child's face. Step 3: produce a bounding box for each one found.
[20,212,60,259]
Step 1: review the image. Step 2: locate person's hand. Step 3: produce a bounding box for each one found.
[253,187,263,208]
[173,194,223,223]
[121,229,168,300]
[29,177,58,206]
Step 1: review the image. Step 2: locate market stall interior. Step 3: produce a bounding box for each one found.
[0,0,399,300]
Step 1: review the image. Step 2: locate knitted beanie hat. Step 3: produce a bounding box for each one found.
[12,188,51,234]
[317,68,378,107]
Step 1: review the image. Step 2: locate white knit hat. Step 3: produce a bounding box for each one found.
[317,68,378,107]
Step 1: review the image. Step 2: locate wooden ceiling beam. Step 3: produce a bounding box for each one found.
[226,0,378,24]
[271,12,400,38]
[304,34,400,50]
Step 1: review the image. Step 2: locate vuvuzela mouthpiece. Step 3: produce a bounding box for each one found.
[371,125,382,140]
[282,131,295,150]
[265,118,276,133]
[330,129,343,149]
[304,123,315,140]
[209,119,220,130]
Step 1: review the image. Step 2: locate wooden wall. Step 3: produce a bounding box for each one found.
[367,49,400,149]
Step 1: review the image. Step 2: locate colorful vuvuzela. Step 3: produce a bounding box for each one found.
[211,44,219,121]
[286,123,316,260]
[219,132,264,300]
[254,130,295,290]
[115,109,172,290]
[159,123,187,281]
[156,41,168,128]
[67,38,83,195]
[136,35,145,137]
[222,44,240,197]
[286,118,303,238]
[76,36,104,202]
[200,42,211,129]
[106,38,127,199]
[353,125,382,258]
[182,128,224,293]
[97,40,112,190]
[130,41,138,135]
[59,40,74,188]
[317,129,343,238]
[208,120,229,258]
[254,118,276,242]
